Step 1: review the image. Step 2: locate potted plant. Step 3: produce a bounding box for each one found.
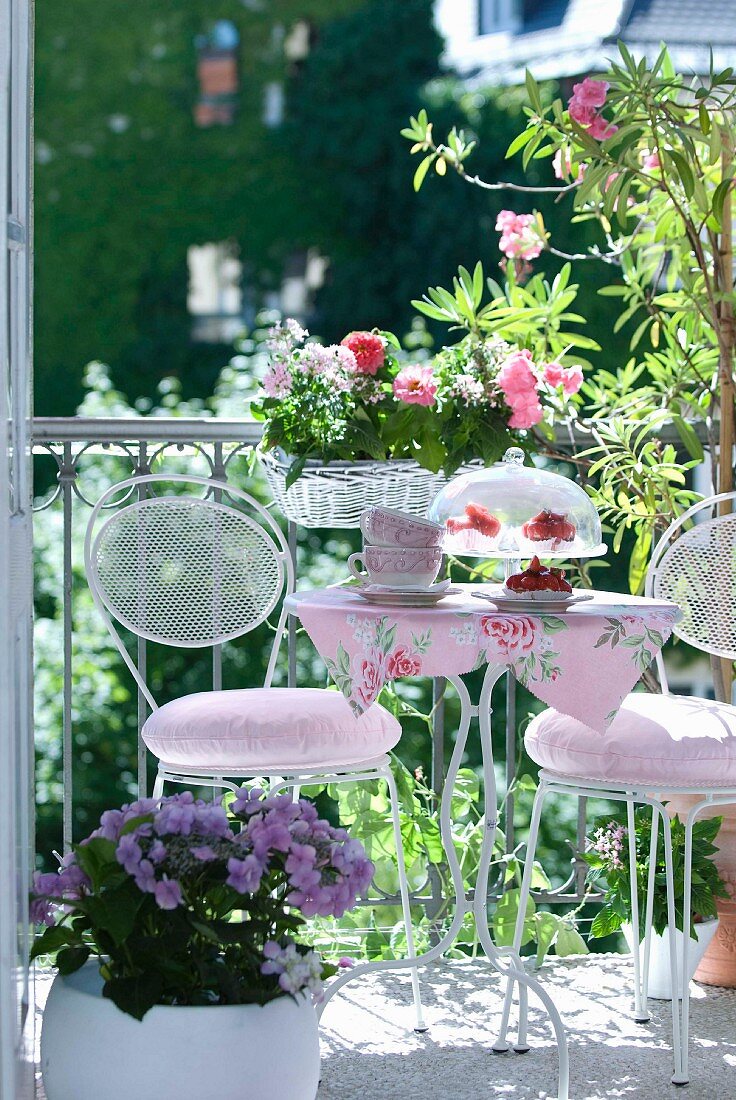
[32,788,373,1100]
[253,318,581,527]
[583,808,728,999]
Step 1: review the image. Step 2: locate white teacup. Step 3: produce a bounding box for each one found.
[360,506,444,549]
[347,545,443,589]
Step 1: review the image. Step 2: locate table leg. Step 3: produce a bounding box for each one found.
[318,665,569,1100]
[472,663,569,1100]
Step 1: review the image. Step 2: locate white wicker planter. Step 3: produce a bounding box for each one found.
[260,450,479,529]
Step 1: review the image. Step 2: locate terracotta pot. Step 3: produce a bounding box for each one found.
[664,794,736,987]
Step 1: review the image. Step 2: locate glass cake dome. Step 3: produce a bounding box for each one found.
[429,448,605,559]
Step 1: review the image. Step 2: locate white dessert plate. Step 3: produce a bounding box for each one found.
[471,587,594,613]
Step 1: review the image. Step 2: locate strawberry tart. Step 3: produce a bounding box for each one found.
[521,509,576,550]
[504,555,572,596]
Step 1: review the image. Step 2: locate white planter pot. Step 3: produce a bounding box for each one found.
[41,961,320,1100]
[260,450,481,529]
[622,919,719,1000]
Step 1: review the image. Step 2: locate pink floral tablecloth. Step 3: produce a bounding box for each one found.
[285,585,680,733]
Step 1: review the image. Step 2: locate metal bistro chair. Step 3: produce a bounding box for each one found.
[84,473,425,1030]
[493,491,736,1086]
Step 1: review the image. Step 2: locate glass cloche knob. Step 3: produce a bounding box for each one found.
[503,447,525,467]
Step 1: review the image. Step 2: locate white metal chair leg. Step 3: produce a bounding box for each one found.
[493,778,548,1053]
[679,804,703,1087]
[627,798,648,1022]
[385,767,426,1032]
[656,803,686,1086]
[640,805,658,1014]
[152,772,165,801]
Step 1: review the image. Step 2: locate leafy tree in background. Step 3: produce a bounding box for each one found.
[33,0,359,415]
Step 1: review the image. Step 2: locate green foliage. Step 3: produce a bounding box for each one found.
[405,43,736,590]
[584,808,729,942]
[300,757,587,965]
[34,0,362,415]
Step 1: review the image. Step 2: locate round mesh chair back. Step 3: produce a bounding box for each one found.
[653,510,736,660]
[89,495,285,646]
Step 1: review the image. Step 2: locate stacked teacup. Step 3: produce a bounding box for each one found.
[348,506,445,589]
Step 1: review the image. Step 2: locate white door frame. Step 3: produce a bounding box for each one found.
[1,0,35,1095]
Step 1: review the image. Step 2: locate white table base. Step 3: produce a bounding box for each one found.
[317,663,569,1100]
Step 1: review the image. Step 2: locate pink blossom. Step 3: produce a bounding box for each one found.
[571,78,609,109]
[393,364,437,406]
[544,361,584,395]
[642,150,661,170]
[508,397,544,429]
[568,99,597,127]
[561,364,584,395]
[495,210,544,260]
[262,362,293,399]
[341,331,385,375]
[587,114,618,141]
[553,148,586,181]
[543,361,565,387]
[497,350,538,399]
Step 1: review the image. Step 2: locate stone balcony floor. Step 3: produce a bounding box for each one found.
[35,953,736,1099]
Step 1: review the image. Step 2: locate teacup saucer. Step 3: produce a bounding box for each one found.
[352,579,458,606]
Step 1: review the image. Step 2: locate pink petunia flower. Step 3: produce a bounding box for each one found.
[393,364,437,406]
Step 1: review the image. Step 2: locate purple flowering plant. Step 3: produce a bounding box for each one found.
[583,808,727,943]
[30,788,373,1020]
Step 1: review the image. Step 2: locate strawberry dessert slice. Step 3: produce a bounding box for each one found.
[521,509,576,544]
[447,501,501,538]
[505,555,572,594]
[464,502,501,539]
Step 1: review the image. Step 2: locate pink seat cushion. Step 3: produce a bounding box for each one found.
[142,688,401,771]
[525,693,736,787]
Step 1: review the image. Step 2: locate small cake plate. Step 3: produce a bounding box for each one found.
[471,587,594,613]
[353,580,459,607]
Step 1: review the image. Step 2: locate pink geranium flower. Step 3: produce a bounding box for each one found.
[393,364,437,406]
[508,396,544,429]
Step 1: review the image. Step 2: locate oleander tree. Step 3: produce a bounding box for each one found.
[404,43,736,699]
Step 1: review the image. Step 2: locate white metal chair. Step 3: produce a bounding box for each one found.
[84,473,425,1030]
[494,491,736,1085]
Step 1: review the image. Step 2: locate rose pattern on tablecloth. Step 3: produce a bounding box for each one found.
[291,587,680,732]
[327,614,434,711]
